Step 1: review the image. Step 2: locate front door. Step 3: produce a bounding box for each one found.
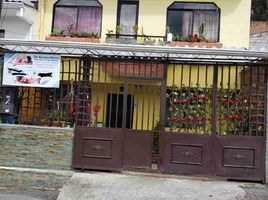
[106,93,133,128]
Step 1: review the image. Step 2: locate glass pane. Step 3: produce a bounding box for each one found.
[167,10,192,37]
[193,11,219,42]
[56,0,101,7]
[77,7,102,35]
[169,2,218,10]
[54,7,77,32]
[119,4,137,35]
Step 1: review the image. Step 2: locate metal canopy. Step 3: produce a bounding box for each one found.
[0,39,268,63]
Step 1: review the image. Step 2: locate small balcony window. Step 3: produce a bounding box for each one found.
[167,2,220,42]
[52,0,102,37]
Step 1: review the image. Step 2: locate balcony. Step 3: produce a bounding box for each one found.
[105,34,165,45]
[105,34,222,48]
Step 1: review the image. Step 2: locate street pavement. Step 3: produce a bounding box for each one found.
[1,172,268,200]
[57,172,268,200]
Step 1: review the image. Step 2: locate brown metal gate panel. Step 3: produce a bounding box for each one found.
[72,59,162,171]
[160,132,212,175]
[72,127,124,171]
[122,130,153,170]
[215,136,265,181]
[160,63,267,181]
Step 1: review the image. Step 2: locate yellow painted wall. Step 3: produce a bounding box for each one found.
[37,0,251,48]
[90,82,161,130]
[167,65,241,89]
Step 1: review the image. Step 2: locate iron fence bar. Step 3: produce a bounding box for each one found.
[159,62,168,132]
[227,65,231,135]
[234,64,238,136]
[96,60,101,125]
[212,64,218,135]
[249,66,253,136]
[115,62,120,128]
[240,66,246,136]
[102,61,107,128]
[179,64,184,133]
[187,64,192,134]
[122,61,128,129]
[108,61,114,128]
[219,65,224,135]
[195,64,200,134]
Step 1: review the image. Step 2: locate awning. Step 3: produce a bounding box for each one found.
[1,39,268,63]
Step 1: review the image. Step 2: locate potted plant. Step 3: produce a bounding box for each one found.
[50,28,64,37]
[166,26,173,42]
[133,24,139,35]
[116,26,122,35]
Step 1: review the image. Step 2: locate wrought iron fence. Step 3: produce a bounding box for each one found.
[0,56,266,136]
[166,63,267,136]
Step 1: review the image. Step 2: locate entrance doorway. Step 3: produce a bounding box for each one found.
[106,94,133,128]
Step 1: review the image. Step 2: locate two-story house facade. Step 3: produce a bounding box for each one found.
[36,0,251,48]
[1,0,268,183]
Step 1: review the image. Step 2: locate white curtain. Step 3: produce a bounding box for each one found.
[120,4,137,35]
[193,11,219,41]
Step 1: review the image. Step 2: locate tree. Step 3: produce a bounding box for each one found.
[252,0,268,21]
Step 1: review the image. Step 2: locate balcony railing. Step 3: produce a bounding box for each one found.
[105,33,166,45]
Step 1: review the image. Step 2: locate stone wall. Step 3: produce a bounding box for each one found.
[0,167,72,190]
[0,125,74,170]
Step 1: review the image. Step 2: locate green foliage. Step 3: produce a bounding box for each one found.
[252,0,268,21]
[51,28,64,37]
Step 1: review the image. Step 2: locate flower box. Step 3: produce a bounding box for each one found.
[46,36,100,43]
[166,41,223,48]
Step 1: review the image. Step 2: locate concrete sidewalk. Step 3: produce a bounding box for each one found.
[57,172,268,200]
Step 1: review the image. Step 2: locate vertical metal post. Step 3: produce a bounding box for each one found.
[158,61,168,171]
[211,63,218,174]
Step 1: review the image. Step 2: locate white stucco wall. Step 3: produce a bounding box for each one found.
[0,5,37,40]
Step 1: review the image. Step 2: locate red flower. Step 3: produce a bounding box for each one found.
[93,105,101,113]
[86,103,91,112]
[188,34,194,39]
[194,34,199,39]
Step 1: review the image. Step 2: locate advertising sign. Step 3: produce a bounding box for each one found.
[2,53,61,88]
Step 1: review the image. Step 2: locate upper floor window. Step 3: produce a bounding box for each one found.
[117,0,139,35]
[167,2,220,42]
[53,0,102,37]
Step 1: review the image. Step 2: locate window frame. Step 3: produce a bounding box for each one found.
[166,2,221,42]
[52,0,103,37]
[116,0,139,35]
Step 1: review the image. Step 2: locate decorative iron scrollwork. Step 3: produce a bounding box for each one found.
[233,154,246,159]
[181,151,193,157]
[92,145,104,151]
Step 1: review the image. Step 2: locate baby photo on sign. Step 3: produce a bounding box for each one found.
[3,53,61,88]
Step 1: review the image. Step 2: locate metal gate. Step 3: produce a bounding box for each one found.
[72,59,266,181]
[160,63,266,182]
[72,59,164,171]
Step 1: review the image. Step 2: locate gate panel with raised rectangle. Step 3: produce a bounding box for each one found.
[160,63,266,182]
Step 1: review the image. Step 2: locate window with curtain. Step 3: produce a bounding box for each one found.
[167,2,220,42]
[53,0,102,36]
[117,0,139,35]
